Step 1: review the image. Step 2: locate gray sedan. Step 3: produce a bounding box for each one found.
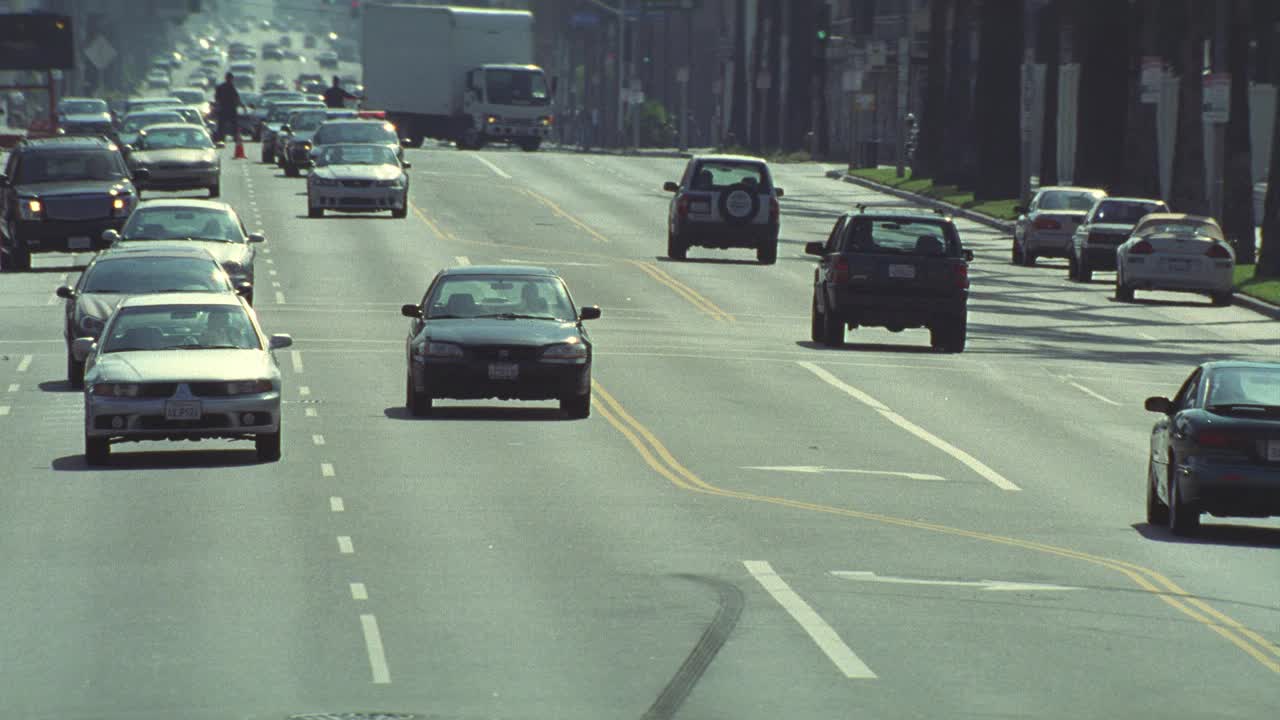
[126,123,224,197]
[77,293,292,465]
[1012,186,1106,266]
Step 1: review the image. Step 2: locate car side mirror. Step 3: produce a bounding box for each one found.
[132,167,150,181]
[280,124,291,133]
[71,337,97,362]
[215,141,226,148]
[401,161,411,169]
[248,233,265,243]
[268,333,293,350]
[663,181,679,193]
[579,305,601,321]
[101,229,121,244]
[123,144,135,152]
[963,249,974,262]
[804,242,825,256]
[1144,396,1173,414]
[401,304,422,318]
[55,285,75,299]
[775,187,784,197]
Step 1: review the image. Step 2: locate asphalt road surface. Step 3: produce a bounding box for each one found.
[1,43,1278,720]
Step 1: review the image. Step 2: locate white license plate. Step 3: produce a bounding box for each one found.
[1268,440,1280,462]
[888,264,917,279]
[488,362,519,381]
[68,236,91,250]
[1167,258,1191,272]
[164,401,202,421]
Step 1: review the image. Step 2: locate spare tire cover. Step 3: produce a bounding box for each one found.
[719,183,760,225]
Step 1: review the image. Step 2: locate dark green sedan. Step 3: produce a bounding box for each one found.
[400,265,600,418]
[1144,361,1280,535]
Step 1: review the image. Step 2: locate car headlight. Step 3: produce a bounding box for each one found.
[19,198,42,220]
[78,315,105,334]
[541,340,588,364]
[420,341,464,360]
[539,116,553,126]
[226,379,273,394]
[310,176,339,186]
[375,178,404,188]
[485,115,498,125]
[91,382,140,397]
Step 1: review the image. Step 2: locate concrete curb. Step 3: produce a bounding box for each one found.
[545,143,694,160]
[824,169,1278,322]
[825,169,1015,233]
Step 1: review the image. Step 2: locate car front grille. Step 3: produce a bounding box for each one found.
[341,179,373,187]
[42,195,112,221]
[136,415,232,430]
[136,383,178,397]
[469,346,540,362]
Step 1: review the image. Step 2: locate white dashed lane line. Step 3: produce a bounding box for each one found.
[359,614,392,684]
[275,291,286,305]
[330,496,345,512]
[6,384,17,393]
[350,583,368,600]
[0,406,10,416]
[16,354,32,372]
[337,536,354,554]
[290,350,304,373]
[299,386,311,396]
[312,434,325,446]
[305,407,319,417]
[321,462,336,477]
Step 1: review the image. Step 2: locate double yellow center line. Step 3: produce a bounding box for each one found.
[626,260,734,323]
[592,380,1280,675]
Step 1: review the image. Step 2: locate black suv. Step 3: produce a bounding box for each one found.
[806,206,972,352]
[0,136,145,271]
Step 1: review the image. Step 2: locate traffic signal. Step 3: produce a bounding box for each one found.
[815,3,831,43]
[350,0,360,18]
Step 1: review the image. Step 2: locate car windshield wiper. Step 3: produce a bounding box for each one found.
[426,314,466,319]
[475,313,560,321]
[85,288,125,294]
[170,344,247,350]
[104,346,149,352]
[1208,403,1277,413]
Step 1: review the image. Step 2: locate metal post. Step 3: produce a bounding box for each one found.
[678,68,688,151]
[617,3,626,145]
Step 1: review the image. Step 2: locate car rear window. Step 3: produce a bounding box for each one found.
[690,162,767,190]
[843,218,960,256]
[83,257,227,294]
[1206,367,1280,409]
[1092,200,1165,224]
[1038,191,1099,211]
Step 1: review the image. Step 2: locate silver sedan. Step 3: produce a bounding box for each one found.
[307,143,410,218]
[77,293,293,465]
[1012,186,1106,266]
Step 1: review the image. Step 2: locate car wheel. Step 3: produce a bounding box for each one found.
[1011,241,1022,265]
[822,308,844,347]
[946,316,968,353]
[756,240,778,265]
[209,183,220,199]
[518,138,541,152]
[308,205,323,219]
[84,435,110,466]
[1167,460,1200,536]
[392,199,408,219]
[810,295,826,343]
[667,230,687,260]
[1078,262,1092,282]
[1210,291,1233,307]
[242,288,254,306]
[561,392,590,419]
[67,352,84,389]
[3,242,31,272]
[255,423,282,462]
[1145,459,1169,525]
[284,164,299,177]
[1067,253,1078,280]
[260,145,272,163]
[406,371,432,417]
[1114,273,1134,302]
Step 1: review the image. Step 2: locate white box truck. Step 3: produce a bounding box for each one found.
[362,4,554,151]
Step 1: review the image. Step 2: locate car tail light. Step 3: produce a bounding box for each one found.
[1033,217,1061,230]
[953,263,969,289]
[1194,430,1246,451]
[1129,240,1154,255]
[1205,243,1231,259]
[769,195,779,223]
[833,256,850,284]
[677,196,690,219]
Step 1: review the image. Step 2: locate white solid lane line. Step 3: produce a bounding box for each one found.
[797,361,1021,491]
[1067,380,1122,406]
[831,571,1078,592]
[359,614,392,684]
[744,561,877,679]
[741,465,945,481]
[350,582,368,600]
[275,291,286,304]
[321,462,336,477]
[290,350,304,373]
[16,354,32,372]
[471,153,511,179]
[337,536,354,554]
[330,496,345,512]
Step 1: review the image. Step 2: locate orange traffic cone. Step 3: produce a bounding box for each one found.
[233,131,246,160]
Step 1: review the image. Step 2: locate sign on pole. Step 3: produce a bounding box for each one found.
[84,35,116,70]
[1139,56,1162,104]
[1202,73,1229,123]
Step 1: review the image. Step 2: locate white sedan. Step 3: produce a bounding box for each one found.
[1114,230,1235,305]
[306,143,410,218]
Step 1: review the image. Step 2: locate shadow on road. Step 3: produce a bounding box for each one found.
[655,255,762,266]
[51,447,263,472]
[1131,521,1280,548]
[38,379,78,394]
[793,339,940,354]
[383,405,569,422]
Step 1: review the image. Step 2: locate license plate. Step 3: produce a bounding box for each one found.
[68,236,91,250]
[1168,258,1191,272]
[164,400,202,420]
[1268,440,1280,462]
[888,264,917,279]
[488,362,519,381]
[689,201,710,214]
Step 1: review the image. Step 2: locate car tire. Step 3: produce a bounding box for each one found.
[1145,459,1169,525]
[4,242,31,272]
[1167,460,1200,536]
[242,288,254,306]
[260,145,272,163]
[84,435,110,466]
[946,316,968,353]
[756,240,777,265]
[810,295,826,343]
[822,308,844,347]
[1011,241,1022,265]
[667,230,687,260]
[1078,262,1092,282]
[284,164,299,177]
[209,183,220,199]
[255,424,282,462]
[406,372,432,417]
[1115,274,1134,302]
[392,199,408,219]
[561,392,590,419]
[67,352,84,389]
[308,205,323,219]
[518,138,541,152]
[1210,291,1233,307]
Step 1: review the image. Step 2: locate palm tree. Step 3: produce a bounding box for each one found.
[1037,0,1061,187]
[1221,0,1255,264]
[973,0,1023,200]
[938,0,975,188]
[1073,0,1132,189]
[914,0,951,179]
[1168,0,1209,215]
[1116,0,1162,198]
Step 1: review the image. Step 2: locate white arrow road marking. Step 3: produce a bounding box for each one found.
[742,466,945,481]
[831,571,1078,592]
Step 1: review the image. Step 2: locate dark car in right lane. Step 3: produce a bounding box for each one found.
[400,265,601,419]
[806,206,972,352]
[1144,361,1280,536]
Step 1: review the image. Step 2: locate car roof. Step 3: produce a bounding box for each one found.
[60,96,105,104]
[1096,197,1165,205]
[321,119,392,126]
[97,242,220,259]
[849,206,953,222]
[1200,360,1280,372]
[18,136,115,150]
[139,123,209,133]
[693,153,770,165]
[440,265,557,278]
[1036,186,1106,194]
[126,109,185,118]
[119,292,244,309]
[1136,212,1220,225]
[134,198,235,212]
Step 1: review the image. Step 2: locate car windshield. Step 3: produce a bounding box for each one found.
[845,218,961,256]
[485,69,550,106]
[315,144,397,167]
[690,161,768,190]
[16,150,126,183]
[314,123,397,145]
[122,113,183,132]
[426,276,576,320]
[289,112,326,131]
[60,99,108,115]
[122,207,245,242]
[269,104,320,122]
[141,127,213,149]
[102,306,260,352]
[1206,367,1280,408]
[1038,190,1101,211]
[81,256,228,294]
[1092,200,1166,225]
[170,90,204,104]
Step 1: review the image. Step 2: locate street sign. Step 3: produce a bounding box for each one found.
[84,35,116,70]
[0,13,73,70]
[676,66,688,83]
[1202,72,1229,123]
[1139,56,1162,104]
